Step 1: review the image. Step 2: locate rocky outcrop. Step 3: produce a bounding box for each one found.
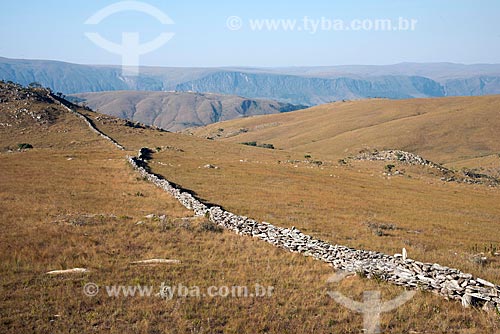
[353,150,499,186]
[354,149,444,169]
[128,149,500,312]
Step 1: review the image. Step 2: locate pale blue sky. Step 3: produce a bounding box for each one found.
[0,0,499,67]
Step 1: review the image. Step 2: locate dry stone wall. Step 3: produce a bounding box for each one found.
[48,93,125,150]
[128,149,500,312]
[47,92,500,311]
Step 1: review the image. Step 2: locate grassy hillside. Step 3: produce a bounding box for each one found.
[92,114,500,281]
[190,95,500,166]
[1,83,500,333]
[85,99,500,320]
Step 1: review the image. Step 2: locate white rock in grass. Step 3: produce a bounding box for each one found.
[46,268,88,275]
[130,259,181,265]
[203,164,218,169]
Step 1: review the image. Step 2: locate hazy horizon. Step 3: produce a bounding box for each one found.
[1,0,499,67]
[2,55,500,69]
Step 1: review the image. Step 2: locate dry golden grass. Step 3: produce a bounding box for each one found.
[190,95,500,165]
[2,150,499,334]
[84,108,500,331]
[1,96,500,333]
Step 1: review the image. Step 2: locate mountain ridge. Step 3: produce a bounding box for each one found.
[71,90,306,131]
[2,57,500,105]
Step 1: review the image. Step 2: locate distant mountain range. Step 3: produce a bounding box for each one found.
[71,91,305,131]
[2,57,500,106]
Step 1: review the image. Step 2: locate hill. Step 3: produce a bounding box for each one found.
[1,81,500,333]
[70,91,306,131]
[190,95,500,166]
[2,57,500,105]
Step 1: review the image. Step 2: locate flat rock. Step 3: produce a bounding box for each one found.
[46,268,88,275]
[130,259,181,265]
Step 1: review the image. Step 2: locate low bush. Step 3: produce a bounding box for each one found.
[199,221,223,233]
[385,164,396,172]
[240,142,275,149]
[259,143,275,149]
[241,141,257,147]
[17,143,33,150]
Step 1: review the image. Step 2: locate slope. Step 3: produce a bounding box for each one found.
[190,95,500,165]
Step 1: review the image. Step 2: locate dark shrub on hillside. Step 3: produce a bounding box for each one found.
[241,141,257,147]
[199,221,223,233]
[17,143,33,150]
[259,143,275,149]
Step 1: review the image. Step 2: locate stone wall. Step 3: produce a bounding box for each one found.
[128,150,500,312]
[43,92,500,311]
[56,91,498,312]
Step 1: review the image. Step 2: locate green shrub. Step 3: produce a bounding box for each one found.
[259,143,275,149]
[241,141,257,147]
[385,164,396,172]
[240,142,274,149]
[17,143,33,150]
[158,219,172,232]
[199,221,223,233]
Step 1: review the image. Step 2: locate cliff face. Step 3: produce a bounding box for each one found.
[175,72,446,105]
[444,76,500,96]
